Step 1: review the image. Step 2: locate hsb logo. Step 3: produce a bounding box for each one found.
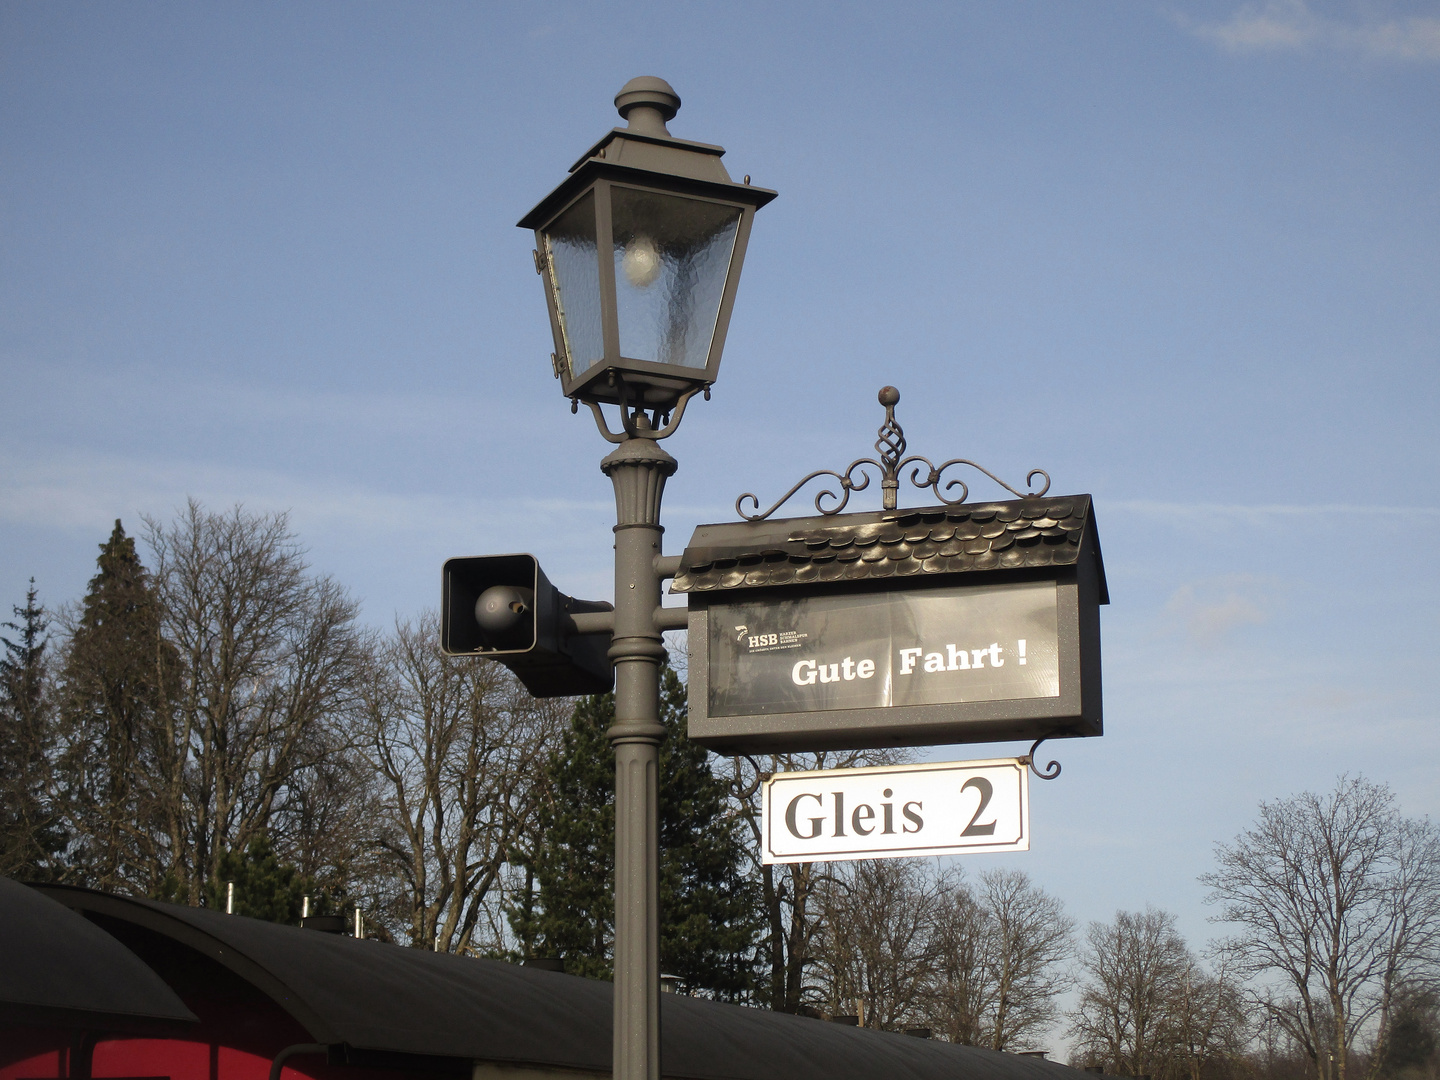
[747,633,779,648]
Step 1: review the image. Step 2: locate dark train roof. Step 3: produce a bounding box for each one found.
[0,876,196,1030]
[671,496,1107,602]
[32,883,1087,1080]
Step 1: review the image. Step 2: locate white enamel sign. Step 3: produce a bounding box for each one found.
[761,758,1029,864]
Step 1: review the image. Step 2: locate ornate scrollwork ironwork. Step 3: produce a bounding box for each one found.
[735,386,1051,522]
[1023,737,1062,781]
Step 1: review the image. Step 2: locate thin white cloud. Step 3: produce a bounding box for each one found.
[1201,0,1324,49]
[1185,0,1440,60]
[1164,572,1283,646]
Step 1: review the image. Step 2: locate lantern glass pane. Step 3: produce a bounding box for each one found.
[611,187,741,370]
[542,191,604,377]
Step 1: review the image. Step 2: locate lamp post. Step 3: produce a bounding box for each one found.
[517,78,774,1080]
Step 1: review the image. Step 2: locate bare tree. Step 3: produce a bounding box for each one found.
[924,869,1076,1049]
[144,501,366,902]
[806,862,1073,1043]
[1201,777,1440,1080]
[362,616,566,952]
[1068,906,1192,1077]
[1169,950,1251,1080]
[1375,821,1440,1071]
[279,718,385,909]
[813,858,947,1029]
[724,748,909,1013]
[927,872,991,1043]
[978,869,1073,1049]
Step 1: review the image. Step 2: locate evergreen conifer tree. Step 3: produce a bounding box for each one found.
[58,520,177,891]
[202,833,315,923]
[1382,988,1439,1078]
[510,666,758,998]
[0,579,62,878]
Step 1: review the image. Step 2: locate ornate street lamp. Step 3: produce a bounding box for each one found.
[519,76,775,428]
[513,78,773,1080]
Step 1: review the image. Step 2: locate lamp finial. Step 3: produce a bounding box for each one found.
[615,77,680,138]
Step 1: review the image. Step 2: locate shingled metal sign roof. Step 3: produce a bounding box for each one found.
[671,495,1107,601]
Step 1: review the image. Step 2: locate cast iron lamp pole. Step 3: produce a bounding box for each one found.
[517,78,773,1080]
[603,420,676,1080]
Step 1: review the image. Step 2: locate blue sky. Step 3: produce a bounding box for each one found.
[3,0,1437,1007]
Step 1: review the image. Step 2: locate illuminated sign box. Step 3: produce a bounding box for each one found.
[674,495,1107,754]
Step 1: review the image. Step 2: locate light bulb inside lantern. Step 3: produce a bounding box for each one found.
[621,236,662,288]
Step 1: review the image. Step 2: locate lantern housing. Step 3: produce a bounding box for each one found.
[518,77,776,410]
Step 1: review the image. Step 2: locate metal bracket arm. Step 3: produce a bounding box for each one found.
[1021,737,1063,781]
[565,610,616,636]
[563,606,685,637]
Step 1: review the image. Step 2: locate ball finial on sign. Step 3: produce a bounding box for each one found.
[879,386,900,407]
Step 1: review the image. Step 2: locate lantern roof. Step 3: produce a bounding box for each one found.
[518,77,776,231]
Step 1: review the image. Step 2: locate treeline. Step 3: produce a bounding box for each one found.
[2,503,1437,1080]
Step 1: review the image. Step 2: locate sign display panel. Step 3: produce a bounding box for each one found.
[762,758,1029,863]
[707,581,1059,717]
[679,496,1105,752]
